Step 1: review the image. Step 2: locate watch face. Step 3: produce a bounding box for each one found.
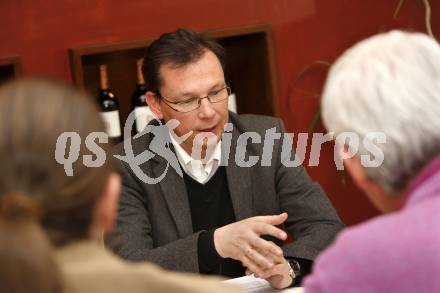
[289,259,301,275]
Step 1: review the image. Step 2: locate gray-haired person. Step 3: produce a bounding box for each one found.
[304,30,440,292]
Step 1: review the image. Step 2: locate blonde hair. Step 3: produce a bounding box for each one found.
[0,193,62,293]
[0,78,113,245]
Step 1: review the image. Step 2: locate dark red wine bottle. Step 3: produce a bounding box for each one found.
[97,64,122,144]
[131,58,155,134]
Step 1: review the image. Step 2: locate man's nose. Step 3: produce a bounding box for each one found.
[198,97,215,118]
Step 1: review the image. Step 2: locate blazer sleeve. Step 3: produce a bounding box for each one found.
[273,119,345,261]
[105,157,201,273]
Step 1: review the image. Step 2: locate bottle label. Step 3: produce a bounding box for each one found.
[228,93,237,113]
[100,110,121,138]
[135,106,156,132]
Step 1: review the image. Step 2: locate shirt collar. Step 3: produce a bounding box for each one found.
[404,154,440,207]
[169,132,222,166]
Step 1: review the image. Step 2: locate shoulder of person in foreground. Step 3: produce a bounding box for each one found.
[55,240,243,293]
[302,207,440,293]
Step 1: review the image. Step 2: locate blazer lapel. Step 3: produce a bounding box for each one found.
[224,125,254,221]
[149,142,194,238]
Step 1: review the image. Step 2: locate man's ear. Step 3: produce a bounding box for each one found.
[147,91,163,119]
[340,148,404,213]
[340,148,371,192]
[92,173,121,232]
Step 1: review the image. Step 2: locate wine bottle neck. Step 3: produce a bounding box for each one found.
[136,59,145,85]
[99,65,110,90]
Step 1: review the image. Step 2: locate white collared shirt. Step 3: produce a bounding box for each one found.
[169,133,222,184]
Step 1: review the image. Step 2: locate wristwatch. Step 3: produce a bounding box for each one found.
[286,258,301,284]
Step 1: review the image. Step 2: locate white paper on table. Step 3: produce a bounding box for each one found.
[222,275,304,293]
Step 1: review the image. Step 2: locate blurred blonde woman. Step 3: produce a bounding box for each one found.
[0,78,241,293]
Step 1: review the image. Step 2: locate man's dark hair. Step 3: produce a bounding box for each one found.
[142,28,226,96]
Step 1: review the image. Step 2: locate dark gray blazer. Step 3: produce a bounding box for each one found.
[106,112,344,273]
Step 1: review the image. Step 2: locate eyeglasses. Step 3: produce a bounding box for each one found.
[157,85,231,113]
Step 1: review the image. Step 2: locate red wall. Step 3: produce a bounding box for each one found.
[1,0,439,225]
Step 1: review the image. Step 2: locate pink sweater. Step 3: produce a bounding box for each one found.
[303,157,440,292]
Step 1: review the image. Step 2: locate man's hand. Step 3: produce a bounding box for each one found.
[246,251,293,289]
[213,213,288,275]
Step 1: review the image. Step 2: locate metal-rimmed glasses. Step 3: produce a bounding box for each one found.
[157,85,231,113]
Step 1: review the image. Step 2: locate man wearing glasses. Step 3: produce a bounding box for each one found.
[107,29,343,289]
